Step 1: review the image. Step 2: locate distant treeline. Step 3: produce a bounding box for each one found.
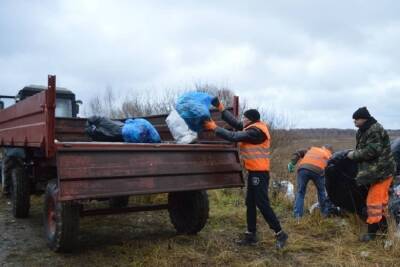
[281,128,400,139]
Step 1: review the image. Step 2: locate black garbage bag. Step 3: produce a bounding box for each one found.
[391,138,400,175]
[85,116,124,141]
[325,150,368,219]
[389,138,400,224]
[389,179,400,224]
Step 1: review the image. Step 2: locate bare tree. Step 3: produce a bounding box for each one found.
[259,107,295,151]
[194,83,235,107]
[88,95,103,116]
[86,85,239,119]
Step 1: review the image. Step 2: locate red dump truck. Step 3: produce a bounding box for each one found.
[0,75,243,252]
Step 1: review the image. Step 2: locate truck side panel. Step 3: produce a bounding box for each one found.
[0,91,47,147]
[56,142,243,201]
[0,75,56,158]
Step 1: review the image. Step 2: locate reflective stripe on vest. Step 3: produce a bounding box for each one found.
[239,122,271,171]
[299,147,332,172]
[366,176,392,224]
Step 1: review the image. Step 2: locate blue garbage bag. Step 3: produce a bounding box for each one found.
[122,118,161,143]
[175,92,214,132]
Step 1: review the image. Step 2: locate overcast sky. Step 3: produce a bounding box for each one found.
[1,1,399,128]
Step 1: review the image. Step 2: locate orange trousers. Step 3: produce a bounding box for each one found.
[366,176,393,224]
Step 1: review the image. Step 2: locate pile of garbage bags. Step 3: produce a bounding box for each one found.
[166,91,215,144]
[85,92,216,144]
[86,116,160,143]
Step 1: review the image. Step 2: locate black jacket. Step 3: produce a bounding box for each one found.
[214,110,267,144]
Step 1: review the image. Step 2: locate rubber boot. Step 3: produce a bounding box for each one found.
[378,216,388,233]
[236,231,258,246]
[275,230,288,249]
[361,223,379,242]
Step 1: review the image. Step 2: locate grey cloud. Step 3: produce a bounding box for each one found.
[0,0,399,128]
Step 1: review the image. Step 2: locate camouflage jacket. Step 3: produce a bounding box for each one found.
[352,118,396,185]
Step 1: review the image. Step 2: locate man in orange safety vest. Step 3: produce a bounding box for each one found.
[288,145,333,218]
[203,97,288,249]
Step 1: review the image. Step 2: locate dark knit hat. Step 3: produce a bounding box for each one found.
[243,109,260,122]
[323,144,333,152]
[352,107,371,120]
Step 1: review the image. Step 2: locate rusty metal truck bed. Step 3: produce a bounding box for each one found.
[56,141,242,201]
[0,75,243,252]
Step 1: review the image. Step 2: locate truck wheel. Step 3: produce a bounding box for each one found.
[109,196,129,208]
[168,190,209,234]
[44,180,80,252]
[1,156,14,196]
[10,159,30,218]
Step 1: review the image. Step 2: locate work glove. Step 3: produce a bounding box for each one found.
[211,97,225,112]
[203,119,218,130]
[287,162,295,173]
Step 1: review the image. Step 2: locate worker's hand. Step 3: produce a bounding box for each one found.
[211,97,225,112]
[287,162,295,173]
[203,119,218,130]
[347,150,355,160]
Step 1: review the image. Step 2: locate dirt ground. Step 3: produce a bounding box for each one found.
[1,136,400,266]
[0,195,179,267]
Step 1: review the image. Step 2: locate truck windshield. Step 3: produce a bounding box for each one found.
[56,98,73,117]
[1,98,15,109]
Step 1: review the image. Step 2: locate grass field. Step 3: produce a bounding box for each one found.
[1,135,400,266]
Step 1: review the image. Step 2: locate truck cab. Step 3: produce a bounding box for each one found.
[15,85,81,118]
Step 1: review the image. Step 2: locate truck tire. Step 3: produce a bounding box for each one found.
[109,196,129,208]
[44,180,80,252]
[10,158,30,218]
[168,190,209,234]
[1,156,14,196]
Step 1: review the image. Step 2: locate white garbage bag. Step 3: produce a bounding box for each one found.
[281,180,295,200]
[166,109,198,144]
[272,180,295,200]
[309,202,320,214]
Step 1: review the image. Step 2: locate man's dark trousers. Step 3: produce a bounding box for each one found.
[246,171,282,233]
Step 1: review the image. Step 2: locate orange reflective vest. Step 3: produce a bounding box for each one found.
[239,122,271,171]
[299,147,332,172]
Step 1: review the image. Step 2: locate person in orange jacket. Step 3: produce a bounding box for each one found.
[203,97,288,249]
[288,145,333,218]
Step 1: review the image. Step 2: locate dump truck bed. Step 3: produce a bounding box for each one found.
[0,76,244,202]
